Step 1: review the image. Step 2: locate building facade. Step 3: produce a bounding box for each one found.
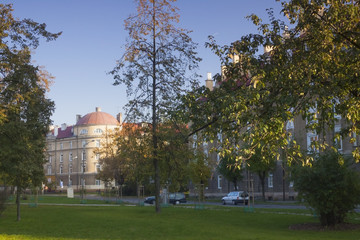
[45,107,121,191]
[194,74,359,200]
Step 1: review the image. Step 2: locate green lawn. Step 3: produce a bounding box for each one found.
[0,204,359,240]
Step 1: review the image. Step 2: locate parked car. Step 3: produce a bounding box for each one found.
[221,191,249,205]
[168,192,186,205]
[144,196,155,204]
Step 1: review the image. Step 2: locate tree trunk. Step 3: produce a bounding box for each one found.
[233,179,237,191]
[152,0,160,213]
[258,171,266,202]
[16,186,21,221]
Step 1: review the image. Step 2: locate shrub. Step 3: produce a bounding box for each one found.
[292,149,360,226]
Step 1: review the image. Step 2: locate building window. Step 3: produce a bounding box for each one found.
[94,128,103,134]
[95,153,100,160]
[268,174,273,188]
[80,129,88,135]
[69,152,73,162]
[60,153,64,162]
[69,141,73,149]
[307,132,318,153]
[60,142,63,150]
[96,139,101,148]
[49,156,52,163]
[217,175,222,190]
[47,165,52,175]
[334,125,342,151]
[82,151,86,161]
[353,132,358,147]
[95,179,101,186]
[69,179,72,186]
[96,164,101,173]
[69,164,73,173]
[60,165,63,174]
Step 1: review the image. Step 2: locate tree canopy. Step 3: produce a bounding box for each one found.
[0,3,61,221]
[110,0,201,212]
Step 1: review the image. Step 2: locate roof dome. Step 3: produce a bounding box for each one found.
[76,107,119,126]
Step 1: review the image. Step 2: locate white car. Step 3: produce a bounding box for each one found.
[221,191,249,205]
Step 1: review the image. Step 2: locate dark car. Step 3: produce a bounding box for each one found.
[168,192,186,205]
[144,196,155,204]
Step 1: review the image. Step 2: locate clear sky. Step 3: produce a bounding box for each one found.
[4,0,284,126]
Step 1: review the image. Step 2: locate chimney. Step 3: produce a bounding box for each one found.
[76,114,82,123]
[205,72,214,91]
[61,123,67,131]
[96,107,101,112]
[54,126,59,137]
[117,113,123,125]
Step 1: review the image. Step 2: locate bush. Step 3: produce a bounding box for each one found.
[292,149,360,226]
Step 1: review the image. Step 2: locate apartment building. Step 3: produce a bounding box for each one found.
[45,107,121,191]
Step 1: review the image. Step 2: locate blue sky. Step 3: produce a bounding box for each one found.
[4,0,283,125]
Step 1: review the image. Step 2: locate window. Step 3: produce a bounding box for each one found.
[353,132,358,147]
[60,153,64,162]
[60,143,63,150]
[69,141,73,149]
[268,174,273,188]
[80,129,88,135]
[69,152,73,162]
[69,164,73,173]
[60,165,63,174]
[217,175,222,189]
[96,139,101,148]
[95,179,101,186]
[94,128,103,134]
[82,150,86,161]
[69,179,72,186]
[95,153,100,160]
[307,132,319,152]
[286,120,294,130]
[49,156,52,163]
[334,125,342,151]
[96,164,101,173]
[203,142,208,157]
[47,165,52,175]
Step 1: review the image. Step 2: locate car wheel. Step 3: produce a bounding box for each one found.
[222,200,225,205]
[175,200,180,205]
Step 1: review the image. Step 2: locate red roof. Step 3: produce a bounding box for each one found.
[76,111,119,126]
[57,126,73,139]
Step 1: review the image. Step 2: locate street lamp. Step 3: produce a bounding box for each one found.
[80,139,94,202]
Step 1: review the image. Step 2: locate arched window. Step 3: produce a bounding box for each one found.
[80,129,88,135]
[94,128,103,134]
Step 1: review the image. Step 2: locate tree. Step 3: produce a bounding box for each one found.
[292,149,360,226]
[0,4,60,221]
[246,147,276,201]
[0,63,55,221]
[217,152,244,192]
[181,0,360,226]
[110,0,200,212]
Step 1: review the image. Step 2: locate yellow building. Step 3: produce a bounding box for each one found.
[45,107,121,191]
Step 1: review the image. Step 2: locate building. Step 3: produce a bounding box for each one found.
[194,72,359,200]
[44,107,121,191]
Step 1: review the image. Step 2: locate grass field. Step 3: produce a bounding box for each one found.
[1,200,360,240]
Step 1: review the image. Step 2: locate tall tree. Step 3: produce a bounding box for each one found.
[181,0,360,226]
[110,0,200,212]
[0,3,60,221]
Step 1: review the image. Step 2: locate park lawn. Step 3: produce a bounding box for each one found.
[0,205,359,240]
